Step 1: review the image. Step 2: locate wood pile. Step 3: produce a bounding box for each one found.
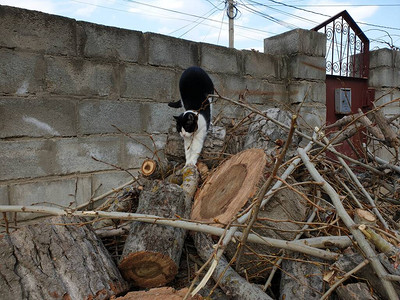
[1,95,400,300]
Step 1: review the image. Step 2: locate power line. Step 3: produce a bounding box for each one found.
[247,0,400,31]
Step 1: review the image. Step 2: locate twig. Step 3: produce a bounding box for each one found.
[0,205,340,260]
[213,93,384,175]
[298,148,398,300]
[76,177,138,211]
[318,130,389,229]
[235,114,297,271]
[320,259,370,300]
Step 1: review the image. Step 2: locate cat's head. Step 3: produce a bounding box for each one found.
[174,112,198,138]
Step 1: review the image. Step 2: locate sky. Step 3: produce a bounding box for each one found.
[0,0,399,51]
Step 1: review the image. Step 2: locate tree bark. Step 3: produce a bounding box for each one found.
[336,283,375,300]
[193,232,273,300]
[0,216,129,300]
[279,252,325,300]
[244,108,302,158]
[334,252,400,299]
[118,180,190,288]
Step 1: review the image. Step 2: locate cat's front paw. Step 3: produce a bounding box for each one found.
[184,158,197,167]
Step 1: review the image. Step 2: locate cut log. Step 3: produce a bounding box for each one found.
[279,252,324,300]
[165,125,226,167]
[141,158,180,180]
[118,179,192,288]
[193,232,273,300]
[224,174,309,280]
[115,287,203,300]
[244,108,302,158]
[191,148,267,225]
[333,252,400,299]
[336,282,375,300]
[0,216,129,300]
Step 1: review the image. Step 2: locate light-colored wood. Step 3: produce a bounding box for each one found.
[354,208,376,226]
[191,148,267,225]
[141,158,157,177]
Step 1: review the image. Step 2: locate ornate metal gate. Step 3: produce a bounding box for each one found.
[313,10,374,157]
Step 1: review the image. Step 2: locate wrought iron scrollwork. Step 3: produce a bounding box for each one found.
[318,15,368,78]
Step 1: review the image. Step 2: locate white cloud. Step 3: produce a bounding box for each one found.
[0,0,56,14]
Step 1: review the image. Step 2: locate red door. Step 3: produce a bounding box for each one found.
[313,11,372,158]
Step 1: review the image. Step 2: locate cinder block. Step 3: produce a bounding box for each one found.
[296,103,326,136]
[0,98,77,138]
[147,33,199,68]
[9,176,92,220]
[244,78,287,104]
[78,100,174,135]
[373,88,400,107]
[243,50,286,79]
[369,67,400,88]
[90,171,138,200]
[288,55,326,80]
[78,21,145,63]
[0,136,123,181]
[122,64,178,101]
[264,29,326,57]
[0,184,9,205]
[122,134,167,169]
[46,56,116,96]
[370,48,400,69]
[288,81,326,105]
[200,43,241,74]
[0,49,45,95]
[0,5,76,56]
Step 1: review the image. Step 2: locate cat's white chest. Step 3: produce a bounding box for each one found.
[181,114,208,166]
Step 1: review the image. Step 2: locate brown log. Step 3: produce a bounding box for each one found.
[224,173,309,280]
[118,180,190,288]
[356,109,385,141]
[115,287,203,300]
[141,159,180,180]
[279,253,325,300]
[372,108,400,149]
[0,216,129,300]
[191,148,267,225]
[193,232,273,300]
[333,252,400,299]
[165,125,226,167]
[336,282,375,300]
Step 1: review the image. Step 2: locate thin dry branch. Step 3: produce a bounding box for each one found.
[0,205,341,260]
[298,148,398,300]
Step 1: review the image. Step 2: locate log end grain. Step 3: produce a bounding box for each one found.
[141,159,157,177]
[118,251,178,288]
[191,148,267,224]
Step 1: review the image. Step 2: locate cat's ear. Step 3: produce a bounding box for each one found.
[187,113,198,123]
[173,115,180,121]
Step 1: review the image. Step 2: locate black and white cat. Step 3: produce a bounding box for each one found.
[169,66,214,166]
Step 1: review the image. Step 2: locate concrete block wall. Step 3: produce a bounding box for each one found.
[265,29,327,134]
[0,5,326,214]
[368,48,400,160]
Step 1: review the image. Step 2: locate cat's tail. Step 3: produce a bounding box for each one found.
[168,100,182,108]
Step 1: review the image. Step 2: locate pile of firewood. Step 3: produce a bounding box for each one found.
[0,94,399,300]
